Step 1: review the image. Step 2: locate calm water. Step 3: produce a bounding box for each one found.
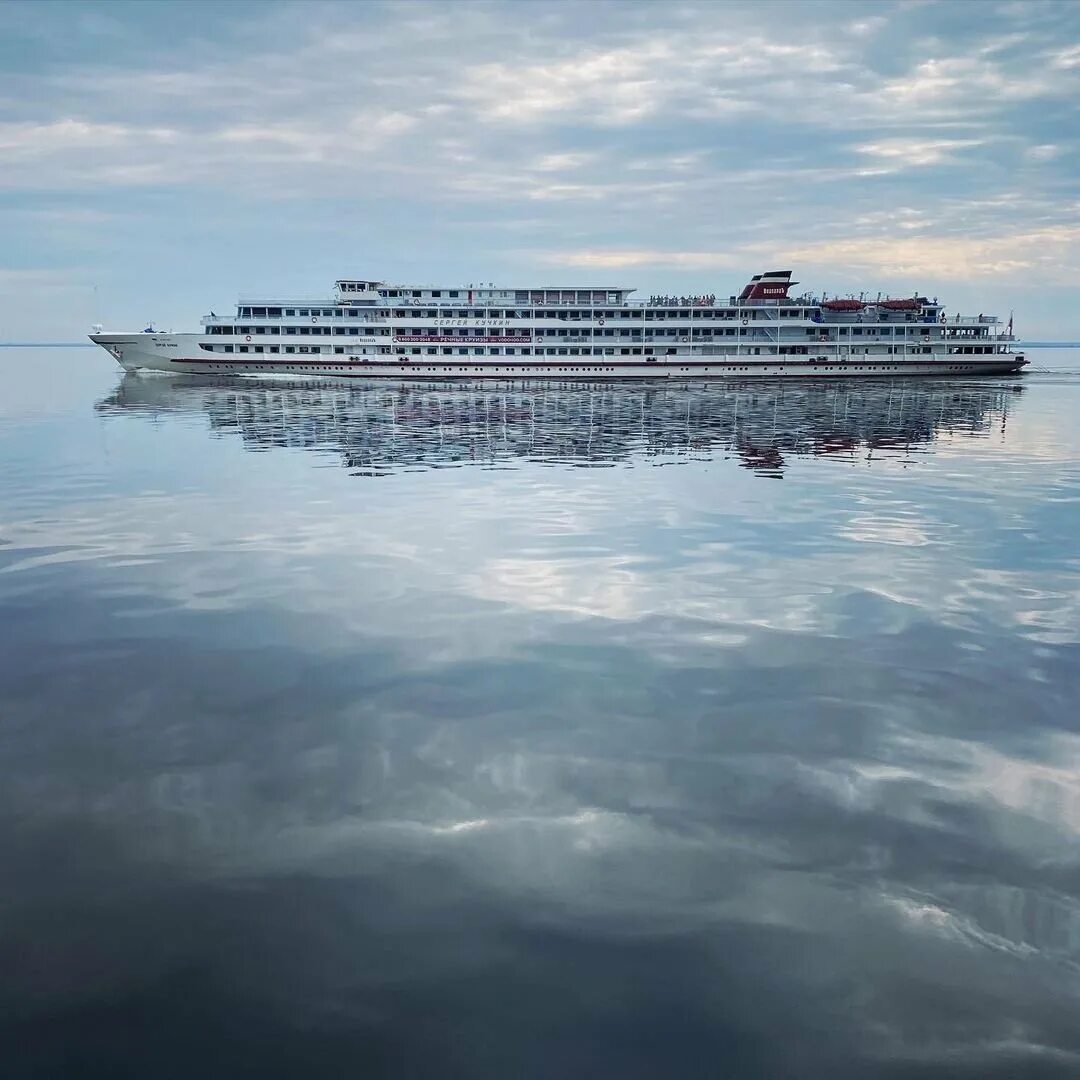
[2,347,1080,1078]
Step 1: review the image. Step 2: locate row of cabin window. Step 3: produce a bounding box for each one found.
[199,343,947,359]
[339,287,624,304]
[334,287,617,304]
[208,325,388,336]
[239,307,334,317]
[213,325,661,338]
[778,346,928,354]
[199,345,327,354]
[378,347,676,357]
[235,307,645,320]
[201,345,691,357]
[233,306,809,321]
[395,309,688,320]
[208,325,786,339]
[826,326,931,337]
[216,325,709,339]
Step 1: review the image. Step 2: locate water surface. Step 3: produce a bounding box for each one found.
[2,348,1080,1077]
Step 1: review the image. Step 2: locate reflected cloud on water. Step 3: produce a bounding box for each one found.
[1,361,1079,1076]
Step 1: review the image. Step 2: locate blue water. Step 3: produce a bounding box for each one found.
[2,348,1080,1078]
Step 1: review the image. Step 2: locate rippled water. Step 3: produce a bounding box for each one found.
[2,347,1080,1077]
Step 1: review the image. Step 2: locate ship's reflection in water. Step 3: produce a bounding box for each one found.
[97,374,1019,477]
[6,354,1079,1078]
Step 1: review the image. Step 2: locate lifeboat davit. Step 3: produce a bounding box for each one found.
[821,299,865,311]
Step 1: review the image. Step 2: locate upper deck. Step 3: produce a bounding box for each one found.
[333,279,635,306]
[217,270,1007,339]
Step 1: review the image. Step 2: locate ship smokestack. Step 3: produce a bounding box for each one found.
[738,270,796,302]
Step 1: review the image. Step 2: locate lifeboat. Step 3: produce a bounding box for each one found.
[821,299,865,311]
[879,298,921,311]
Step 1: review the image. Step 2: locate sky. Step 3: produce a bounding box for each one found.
[0,0,1078,341]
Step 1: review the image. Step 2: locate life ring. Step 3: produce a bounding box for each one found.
[311,316,318,323]
[598,317,605,326]
[245,335,251,342]
[741,318,749,325]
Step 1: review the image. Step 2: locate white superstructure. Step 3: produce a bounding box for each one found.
[90,270,1026,379]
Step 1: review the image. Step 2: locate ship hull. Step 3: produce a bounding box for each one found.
[90,334,1027,380]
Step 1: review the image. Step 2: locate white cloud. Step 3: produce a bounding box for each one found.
[845,16,888,37]
[533,220,1080,282]
[875,55,1056,111]
[1050,43,1080,68]
[454,35,850,127]
[529,152,596,172]
[533,249,743,270]
[0,118,177,159]
[783,227,1080,279]
[458,49,667,126]
[624,151,706,172]
[854,137,987,168]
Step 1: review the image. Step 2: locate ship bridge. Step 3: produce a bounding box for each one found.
[335,279,384,300]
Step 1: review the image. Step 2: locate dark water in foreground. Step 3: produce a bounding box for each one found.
[2,348,1080,1078]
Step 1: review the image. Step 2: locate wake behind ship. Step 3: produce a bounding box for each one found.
[90,270,1026,380]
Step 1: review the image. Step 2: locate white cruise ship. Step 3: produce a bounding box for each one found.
[90,270,1026,380]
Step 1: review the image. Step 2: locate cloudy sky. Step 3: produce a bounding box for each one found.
[1,0,1078,340]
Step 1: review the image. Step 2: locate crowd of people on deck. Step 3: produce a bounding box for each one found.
[646,294,716,307]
